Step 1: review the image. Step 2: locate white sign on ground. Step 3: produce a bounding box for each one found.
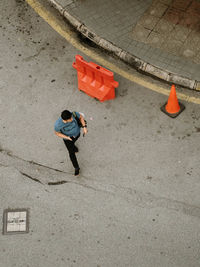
[3,209,29,235]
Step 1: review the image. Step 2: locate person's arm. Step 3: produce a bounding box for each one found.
[55,131,72,141]
[79,115,88,135]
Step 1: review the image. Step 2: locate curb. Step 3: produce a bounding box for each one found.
[47,0,200,91]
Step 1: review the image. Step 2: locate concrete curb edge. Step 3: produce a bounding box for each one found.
[46,0,200,91]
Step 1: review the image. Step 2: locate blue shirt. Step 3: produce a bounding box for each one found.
[54,112,81,137]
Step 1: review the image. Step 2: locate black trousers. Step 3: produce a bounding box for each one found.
[63,133,80,169]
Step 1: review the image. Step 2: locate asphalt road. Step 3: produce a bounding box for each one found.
[0,0,200,266]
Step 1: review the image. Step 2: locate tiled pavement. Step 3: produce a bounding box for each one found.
[51,0,200,81]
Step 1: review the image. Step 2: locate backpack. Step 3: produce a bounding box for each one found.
[72,112,87,128]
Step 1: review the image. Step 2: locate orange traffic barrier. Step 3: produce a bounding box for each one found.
[72,55,119,102]
[161,84,185,118]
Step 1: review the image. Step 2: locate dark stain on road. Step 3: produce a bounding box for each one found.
[48,180,68,185]
[119,88,128,97]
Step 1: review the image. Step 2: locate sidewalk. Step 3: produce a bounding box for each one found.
[47,0,200,90]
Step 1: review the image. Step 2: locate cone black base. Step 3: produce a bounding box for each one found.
[160,102,185,118]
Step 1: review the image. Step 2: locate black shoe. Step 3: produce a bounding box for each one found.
[74,168,80,176]
[74,146,79,153]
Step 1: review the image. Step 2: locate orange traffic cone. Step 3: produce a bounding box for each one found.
[161,84,185,118]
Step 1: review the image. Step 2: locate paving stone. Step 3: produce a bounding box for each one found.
[132,24,151,43]
[154,18,175,34]
[169,25,192,42]
[137,14,160,30]
[182,49,196,58]
[181,46,200,63]
[162,39,183,54]
[152,0,172,6]
[163,7,184,25]
[180,12,200,31]
[146,32,166,49]
[187,0,200,14]
[148,2,169,17]
[114,29,131,38]
[172,0,193,11]
[193,52,200,64]
[184,31,200,47]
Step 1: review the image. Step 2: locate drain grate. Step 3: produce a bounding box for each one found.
[3,209,29,235]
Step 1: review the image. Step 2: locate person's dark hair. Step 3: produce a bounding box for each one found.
[61,110,72,120]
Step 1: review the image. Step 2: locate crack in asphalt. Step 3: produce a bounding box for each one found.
[20,171,43,184]
[23,47,46,62]
[0,150,103,192]
[27,160,65,173]
[0,149,66,173]
[1,150,200,219]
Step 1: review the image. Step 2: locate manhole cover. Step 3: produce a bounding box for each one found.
[3,209,29,235]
